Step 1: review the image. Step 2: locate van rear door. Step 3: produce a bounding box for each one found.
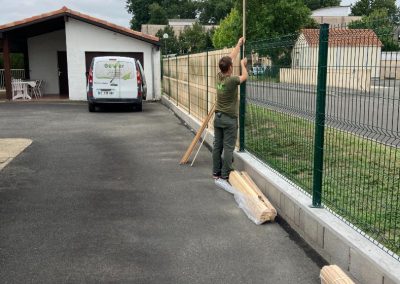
[118,59,138,99]
[92,58,120,100]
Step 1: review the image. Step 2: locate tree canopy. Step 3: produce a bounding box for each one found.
[127,0,197,30]
[351,0,398,17]
[349,8,400,51]
[213,0,316,49]
[155,26,180,54]
[303,0,341,11]
[197,0,235,25]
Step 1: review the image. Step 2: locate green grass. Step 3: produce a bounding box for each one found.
[245,103,400,256]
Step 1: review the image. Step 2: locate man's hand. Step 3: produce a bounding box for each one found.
[241,58,247,67]
[238,37,245,47]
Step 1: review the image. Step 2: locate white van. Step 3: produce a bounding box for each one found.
[86,56,147,112]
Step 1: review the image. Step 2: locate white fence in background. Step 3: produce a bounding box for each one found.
[0,69,26,90]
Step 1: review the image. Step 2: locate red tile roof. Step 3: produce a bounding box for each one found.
[0,6,159,45]
[301,29,382,47]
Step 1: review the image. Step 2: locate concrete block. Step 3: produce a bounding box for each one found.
[264,180,281,208]
[294,206,301,227]
[324,228,350,269]
[302,211,319,244]
[282,195,296,223]
[349,248,383,284]
[383,275,398,284]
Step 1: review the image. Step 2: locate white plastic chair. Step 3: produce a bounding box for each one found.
[12,79,28,100]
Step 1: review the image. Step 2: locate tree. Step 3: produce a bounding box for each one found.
[126,0,198,30]
[213,0,315,47]
[351,0,398,17]
[178,22,209,53]
[349,8,400,51]
[212,8,242,48]
[0,53,24,69]
[197,0,235,25]
[303,0,341,11]
[156,25,180,55]
[148,3,168,24]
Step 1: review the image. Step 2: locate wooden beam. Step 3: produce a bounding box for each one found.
[3,35,12,100]
[320,265,355,284]
[180,104,215,164]
[229,170,277,223]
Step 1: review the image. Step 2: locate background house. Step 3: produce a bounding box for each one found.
[0,7,161,101]
[280,29,382,90]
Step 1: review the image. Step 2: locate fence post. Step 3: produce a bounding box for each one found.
[239,46,246,151]
[188,52,190,114]
[168,56,171,99]
[206,49,209,115]
[176,55,178,106]
[312,23,329,208]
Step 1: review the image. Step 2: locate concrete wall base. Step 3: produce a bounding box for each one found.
[161,95,400,284]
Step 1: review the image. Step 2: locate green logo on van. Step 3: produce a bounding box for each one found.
[104,63,124,68]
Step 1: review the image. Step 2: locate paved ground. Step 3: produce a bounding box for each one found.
[0,101,324,283]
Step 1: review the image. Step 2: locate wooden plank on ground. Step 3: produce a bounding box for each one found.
[320,265,355,284]
[180,104,215,164]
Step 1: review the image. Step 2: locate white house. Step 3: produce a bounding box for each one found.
[280,29,382,90]
[0,6,161,101]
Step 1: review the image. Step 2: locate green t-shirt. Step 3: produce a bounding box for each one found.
[216,72,241,118]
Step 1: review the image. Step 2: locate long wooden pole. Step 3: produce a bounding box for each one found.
[243,0,246,56]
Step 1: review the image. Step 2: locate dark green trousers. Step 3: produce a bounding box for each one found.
[212,112,238,178]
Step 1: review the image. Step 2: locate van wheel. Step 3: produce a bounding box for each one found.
[136,103,142,112]
[88,103,95,112]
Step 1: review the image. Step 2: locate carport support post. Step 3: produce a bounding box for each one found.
[3,35,12,100]
[23,40,30,79]
[312,23,329,208]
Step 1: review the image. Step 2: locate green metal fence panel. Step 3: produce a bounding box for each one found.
[244,18,400,259]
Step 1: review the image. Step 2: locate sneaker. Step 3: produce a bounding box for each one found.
[212,171,221,179]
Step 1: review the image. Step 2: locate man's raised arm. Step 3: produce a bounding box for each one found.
[229,37,244,60]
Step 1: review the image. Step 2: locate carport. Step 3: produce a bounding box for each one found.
[0,6,161,101]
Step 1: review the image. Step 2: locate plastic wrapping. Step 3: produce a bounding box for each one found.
[215,178,266,225]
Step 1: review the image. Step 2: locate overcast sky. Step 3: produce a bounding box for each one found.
[0,0,399,29]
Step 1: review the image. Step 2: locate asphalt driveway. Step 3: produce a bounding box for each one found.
[0,101,323,283]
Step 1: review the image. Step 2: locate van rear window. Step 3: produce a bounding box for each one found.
[94,61,134,80]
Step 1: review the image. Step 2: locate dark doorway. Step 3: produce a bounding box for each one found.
[84,52,144,72]
[57,51,69,96]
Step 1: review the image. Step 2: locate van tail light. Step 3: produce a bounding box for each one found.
[88,67,93,85]
[87,67,93,97]
[136,66,142,97]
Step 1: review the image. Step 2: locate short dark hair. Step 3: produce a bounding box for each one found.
[219,56,233,73]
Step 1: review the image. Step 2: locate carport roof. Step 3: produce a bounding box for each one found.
[0,6,160,46]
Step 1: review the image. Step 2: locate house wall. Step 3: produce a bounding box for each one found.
[65,18,161,101]
[293,40,381,78]
[27,29,66,94]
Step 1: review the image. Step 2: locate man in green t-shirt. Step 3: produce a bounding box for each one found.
[213,37,248,180]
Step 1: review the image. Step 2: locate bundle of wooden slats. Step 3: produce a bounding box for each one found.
[320,265,355,284]
[229,170,277,223]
